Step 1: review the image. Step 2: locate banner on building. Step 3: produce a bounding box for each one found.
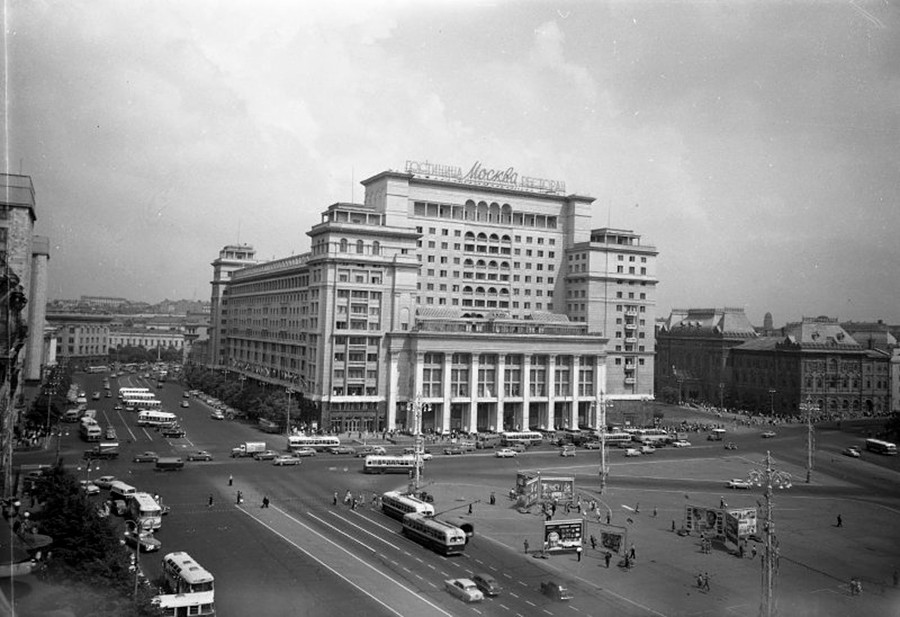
[543,519,584,552]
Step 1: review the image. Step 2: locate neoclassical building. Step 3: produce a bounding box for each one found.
[211,161,658,433]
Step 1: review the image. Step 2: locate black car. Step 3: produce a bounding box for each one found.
[161,426,186,438]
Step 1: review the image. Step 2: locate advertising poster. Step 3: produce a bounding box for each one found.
[539,476,575,503]
[725,507,758,544]
[543,519,584,552]
[598,524,627,555]
[514,472,541,508]
[685,505,725,537]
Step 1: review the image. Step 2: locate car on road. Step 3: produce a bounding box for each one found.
[560,445,577,457]
[210,411,225,420]
[727,478,752,489]
[355,446,387,457]
[761,431,777,438]
[180,400,190,408]
[133,451,159,463]
[623,448,641,457]
[104,427,117,440]
[123,532,161,553]
[508,443,527,453]
[253,450,279,461]
[114,404,123,411]
[639,445,656,454]
[583,441,602,449]
[328,445,356,455]
[161,426,186,438]
[842,446,861,458]
[472,573,501,597]
[724,441,738,450]
[186,450,213,461]
[403,448,434,460]
[495,448,518,458]
[672,440,692,448]
[540,580,573,601]
[182,392,190,398]
[444,578,483,603]
[105,391,112,398]
[443,446,465,455]
[92,392,101,400]
[94,475,116,490]
[79,480,100,496]
[292,447,317,457]
[272,455,301,466]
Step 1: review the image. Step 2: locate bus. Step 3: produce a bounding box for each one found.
[138,410,178,428]
[287,435,341,452]
[119,387,150,399]
[79,422,102,442]
[152,592,216,617]
[123,391,157,401]
[381,491,435,520]
[363,455,421,474]
[633,429,672,447]
[86,365,109,373]
[156,552,216,617]
[125,399,162,412]
[500,431,544,447]
[601,432,634,447]
[126,492,163,532]
[401,513,467,556]
[865,438,898,455]
[475,433,502,449]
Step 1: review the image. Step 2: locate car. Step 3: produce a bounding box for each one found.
[583,441,602,449]
[472,573,501,597]
[623,448,641,457]
[94,475,116,490]
[495,448,518,458]
[761,431,777,438]
[355,446,387,457]
[253,449,279,461]
[133,451,159,463]
[114,404,123,411]
[210,411,225,420]
[123,532,162,553]
[161,426,186,438]
[672,440,692,448]
[80,480,100,496]
[540,580,573,601]
[180,400,190,408]
[727,478,752,489]
[328,445,356,455]
[639,445,656,454]
[560,445,577,457]
[273,455,301,466]
[508,443,527,453]
[182,392,190,398]
[92,392,101,400]
[105,391,112,398]
[443,446,465,455]
[186,450,213,461]
[724,441,738,450]
[104,427,117,440]
[842,447,861,458]
[292,447,317,457]
[403,448,434,460]
[444,578,483,603]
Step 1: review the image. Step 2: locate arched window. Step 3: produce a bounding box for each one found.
[356,240,364,254]
[489,204,500,223]
[489,233,500,242]
[464,259,475,267]
[372,241,380,255]
[465,232,476,241]
[476,259,486,268]
[339,238,348,252]
[477,232,488,241]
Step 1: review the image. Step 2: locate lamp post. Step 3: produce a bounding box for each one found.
[595,392,608,494]
[768,388,776,416]
[747,451,792,617]
[798,396,818,484]
[406,394,430,494]
[285,388,294,438]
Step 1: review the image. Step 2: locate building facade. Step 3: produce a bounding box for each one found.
[108,329,185,352]
[45,314,112,367]
[212,162,658,432]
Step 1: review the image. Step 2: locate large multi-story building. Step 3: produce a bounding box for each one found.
[211,161,658,432]
[45,314,112,367]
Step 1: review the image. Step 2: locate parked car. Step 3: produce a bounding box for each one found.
[253,449,279,461]
[472,573,501,597]
[509,443,527,453]
[672,439,692,448]
[292,447,317,457]
[639,445,656,454]
[186,450,213,461]
[445,578,483,603]
[133,451,159,463]
[842,446,861,458]
[210,411,225,420]
[355,446,387,457]
[114,404,123,411]
[180,400,190,408]
[80,480,100,496]
[403,448,434,460]
[727,478,752,489]
[761,431,777,438]
[123,532,161,553]
[443,446,465,455]
[623,448,641,457]
[540,580,573,601]
[273,455,301,466]
[161,426,186,438]
[583,441,602,449]
[94,475,116,490]
[104,427,117,440]
[495,448,518,458]
[328,445,356,455]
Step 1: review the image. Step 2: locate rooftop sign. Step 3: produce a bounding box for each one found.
[405,160,566,195]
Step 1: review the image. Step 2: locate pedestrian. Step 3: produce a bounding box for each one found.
[236,491,243,504]
[228,474,233,487]
[702,572,710,591]
[836,514,843,527]
[468,503,473,515]
[576,547,582,562]
[604,551,612,568]
[719,496,726,508]
[739,543,745,559]
[590,534,597,550]
[635,502,640,514]
[262,496,269,508]
[629,543,636,560]
[653,507,658,518]
[490,492,495,506]
[671,520,676,532]
[344,490,352,505]
[751,545,757,560]
[333,491,338,506]
[523,539,529,554]
[606,511,611,525]
[208,494,213,508]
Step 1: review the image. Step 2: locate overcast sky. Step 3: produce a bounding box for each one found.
[5,1,899,325]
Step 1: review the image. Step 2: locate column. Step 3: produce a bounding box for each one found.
[522,354,532,431]
[548,355,557,429]
[494,354,505,432]
[570,355,581,429]
[387,351,400,429]
[441,352,452,434]
[468,354,480,433]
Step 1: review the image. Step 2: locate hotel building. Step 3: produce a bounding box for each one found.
[212,162,658,433]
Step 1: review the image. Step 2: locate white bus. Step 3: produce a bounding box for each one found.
[601,432,634,447]
[865,438,898,455]
[363,455,421,474]
[632,429,672,446]
[138,410,178,428]
[401,513,467,556]
[153,591,216,617]
[157,552,216,617]
[86,365,109,373]
[381,491,434,520]
[127,492,163,532]
[123,391,157,401]
[500,431,544,447]
[287,435,341,452]
[119,387,150,399]
[125,399,162,412]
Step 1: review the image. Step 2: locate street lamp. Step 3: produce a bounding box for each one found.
[406,394,430,494]
[285,388,294,438]
[595,392,608,494]
[747,451,792,617]
[798,396,818,484]
[768,388,776,416]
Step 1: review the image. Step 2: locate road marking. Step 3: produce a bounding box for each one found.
[502,573,513,579]
[321,510,404,550]
[237,506,454,617]
[525,600,536,606]
[541,609,552,615]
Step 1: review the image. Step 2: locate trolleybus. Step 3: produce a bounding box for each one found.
[126,492,163,532]
[381,491,435,520]
[500,431,544,447]
[119,387,150,399]
[138,410,178,428]
[401,513,467,556]
[363,455,421,474]
[155,552,216,617]
[287,435,341,452]
[865,438,897,455]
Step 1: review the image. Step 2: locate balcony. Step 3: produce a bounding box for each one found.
[623,364,635,373]
[624,322,637,330]
[625,337,637,344]
[624,377,636,385]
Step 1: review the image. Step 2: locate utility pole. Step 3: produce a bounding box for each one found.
[285,388,293,438]
[799,396,818,484]
[596,392,608,494]
[748,451,792,617]
[406,394,430,494]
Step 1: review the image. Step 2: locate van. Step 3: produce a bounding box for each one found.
[63,409,81,423]
[109,481,137,501]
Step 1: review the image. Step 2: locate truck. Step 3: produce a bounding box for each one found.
[231,441,266,458]
[155,457,184,471]
[83,441,120,460]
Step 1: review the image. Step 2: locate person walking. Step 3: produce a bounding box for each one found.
[606,511,611,525]
[523,539,529,554]
[228,474,233,487]
[236,491,243,504]
[490,492,495,505]
[207,494,213,508]
[333,491,338,506]
[590,535,597,550]
[702,572,710,592]
[836,514,843,527]
[576,547,582,562]
[468,503,473,515]
[604,551,612,568]
[629,543,636,560]
[262,496,270,508]
[751,545,757,560]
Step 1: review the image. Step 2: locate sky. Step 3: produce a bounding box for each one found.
[4,0,899,326]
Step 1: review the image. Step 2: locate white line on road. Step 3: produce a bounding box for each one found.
[322,509,405,551]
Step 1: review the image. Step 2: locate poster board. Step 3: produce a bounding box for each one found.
[543,518,584,552]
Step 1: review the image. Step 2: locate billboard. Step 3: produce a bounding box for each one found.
[724,507,759,544]
[543,519,584,552]
[598,524,628,555]
[685,505,725,536]
[514,472,575,508]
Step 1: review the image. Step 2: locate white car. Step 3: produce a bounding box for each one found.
[727,478,752,490]
[672,440,691,448]
[210,411,225,420]
[292,447,317,457]
[842,447,861,458]
[445,578,484,603]
[94,475,116,490]
[761,431,777,439]
[560,446,577,457]
[272,455,301,466]
[623,448,641,457]
[639,445,656,454]
[80,480,100,496]
[495,448,518,458]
